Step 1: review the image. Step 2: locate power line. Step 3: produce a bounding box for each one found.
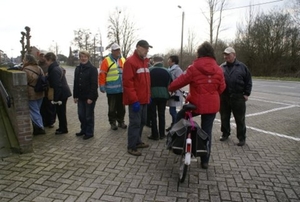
[222,0,283,11]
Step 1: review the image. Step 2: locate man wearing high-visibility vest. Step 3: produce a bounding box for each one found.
[98,43,127,130]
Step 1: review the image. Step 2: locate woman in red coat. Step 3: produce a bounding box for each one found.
[168,41,226,169]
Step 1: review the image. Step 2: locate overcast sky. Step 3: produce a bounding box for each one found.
[1,0,285,58]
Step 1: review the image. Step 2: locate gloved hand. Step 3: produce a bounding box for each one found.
[132,101,140,112]
[99,86,105,93]
[51,101,62,105]
[149,97,152,104]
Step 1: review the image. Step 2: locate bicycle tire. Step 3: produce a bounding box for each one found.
[179,155,188,183]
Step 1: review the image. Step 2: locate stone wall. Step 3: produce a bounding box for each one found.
[0,68,32,153]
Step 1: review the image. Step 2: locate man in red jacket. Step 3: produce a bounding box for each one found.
[122,40,152,156]
[168,41,226,169]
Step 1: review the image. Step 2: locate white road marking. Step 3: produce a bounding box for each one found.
[251,97,300,107]
[214,119,300,141]
[245,105,296,117]
[167,96,299,141]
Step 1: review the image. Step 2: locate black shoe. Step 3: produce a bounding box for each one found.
[44,124,54,128]
[118,122,127,129]
[201,163,208,169]
[83,135,93,140]
[166,125,172,132]
[75,132,84,136]
[160,135,166,140]
[237,139,245,146]
[55,130,68,135]
[220,135,229,141]
[33,128,46,135]
[111,124,118,130]
[147,135,159,140]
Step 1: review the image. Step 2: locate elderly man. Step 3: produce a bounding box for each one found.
[147,55,172,140]
[219,47,252,146]
[99,43,127,130]
[122,40,152,156]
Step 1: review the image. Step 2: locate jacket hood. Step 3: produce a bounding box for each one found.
[192,57,218,75]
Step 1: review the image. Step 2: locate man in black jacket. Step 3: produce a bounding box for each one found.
[219,47,252,146]
[73,50,99,140]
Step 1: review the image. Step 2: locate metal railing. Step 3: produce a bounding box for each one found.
[0,80,11,108]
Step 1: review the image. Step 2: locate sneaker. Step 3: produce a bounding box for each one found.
[128,149,141,156]
[111,124,118,130]
[136,142,149,148]
[118,122,127,129]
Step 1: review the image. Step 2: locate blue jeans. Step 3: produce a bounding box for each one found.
[200,113,216,163]
[127,104,147,150]
[28,98,44,128]
[77,99,96,136]
[169,106,177,125]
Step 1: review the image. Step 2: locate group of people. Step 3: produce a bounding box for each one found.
[121,40,252,170]
[22,39,252,170]
[22,52,71,136]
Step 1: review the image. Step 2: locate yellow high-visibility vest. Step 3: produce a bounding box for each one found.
[106,57,125,82]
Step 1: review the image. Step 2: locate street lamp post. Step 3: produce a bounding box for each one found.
[178,5,184,68]
[52,40,58,56]
[11,49,13,63]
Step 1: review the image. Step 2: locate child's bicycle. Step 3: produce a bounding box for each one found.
[166,102,209,188]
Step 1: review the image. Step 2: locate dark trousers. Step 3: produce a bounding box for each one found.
[220,93,246,140]
[107,93,126,125]
[176,109,216,163]
[77,99,96,136]
[150,98,167,138]
[146,104,152,126]
[40,97,56,126]
[56,99,68,132]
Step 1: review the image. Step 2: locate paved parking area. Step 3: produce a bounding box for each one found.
[0,68,299,202]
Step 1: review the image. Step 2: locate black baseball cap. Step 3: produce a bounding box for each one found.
[136,40,153,48]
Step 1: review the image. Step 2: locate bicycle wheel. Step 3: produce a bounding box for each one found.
[179,154,188,183]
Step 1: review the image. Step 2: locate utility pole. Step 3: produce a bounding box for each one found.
[93,36,96,66]
[178,5,185,68]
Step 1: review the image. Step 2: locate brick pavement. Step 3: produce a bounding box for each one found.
[0,67,299,201]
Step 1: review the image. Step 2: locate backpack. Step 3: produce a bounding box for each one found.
[25,68,48,92]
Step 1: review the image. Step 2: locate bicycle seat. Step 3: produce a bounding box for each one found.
[182,103,196,111]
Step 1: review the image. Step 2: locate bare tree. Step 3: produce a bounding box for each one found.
[201,0,227,48]
[289,0,300,25]
[72,29,94,52]
[107,7,138,58]
[235,9,300,77]
[186,29,198,54]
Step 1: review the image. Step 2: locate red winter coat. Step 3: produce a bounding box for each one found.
[168,57,226,114]
[122,50,151,105]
